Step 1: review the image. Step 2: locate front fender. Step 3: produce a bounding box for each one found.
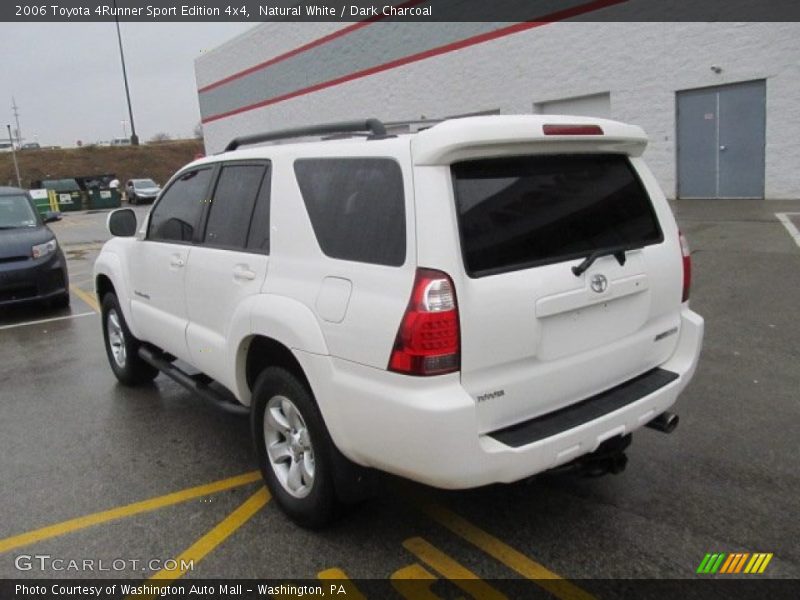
[228,294,329,406]
[93,242,139,338]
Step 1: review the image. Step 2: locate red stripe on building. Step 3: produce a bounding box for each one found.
[201,0,627,124]
[198,0,431,93]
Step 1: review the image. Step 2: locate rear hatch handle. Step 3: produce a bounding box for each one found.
[571,244,642,277]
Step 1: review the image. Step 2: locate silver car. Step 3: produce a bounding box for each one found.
[125,178,161,205]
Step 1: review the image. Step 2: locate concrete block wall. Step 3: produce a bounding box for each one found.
[196,22,800,199]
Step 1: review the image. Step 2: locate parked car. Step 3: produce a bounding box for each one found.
[94,116,703,527]
[21,142,41,150]
[0,187,69,308]
[125,179,161,205]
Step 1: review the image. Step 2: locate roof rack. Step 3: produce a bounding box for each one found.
[224,118,389,152]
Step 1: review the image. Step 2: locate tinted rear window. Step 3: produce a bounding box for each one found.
[451,154,662,277]
[294,158,406,267]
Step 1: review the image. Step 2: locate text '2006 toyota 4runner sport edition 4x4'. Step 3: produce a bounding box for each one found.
[94,116,703,527]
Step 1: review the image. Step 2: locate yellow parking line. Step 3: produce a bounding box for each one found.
[420,503,596,600]
[69,284,99,313]
[403,536,507,600]
[318,569,367,600]
[390,564,439,600]
[148,487,270,581]
[0,471,261,554]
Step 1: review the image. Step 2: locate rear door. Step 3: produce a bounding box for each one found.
[184,161,271,387]
[449,154,683,433]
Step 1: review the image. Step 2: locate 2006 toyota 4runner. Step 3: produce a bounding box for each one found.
[94,116,703,527]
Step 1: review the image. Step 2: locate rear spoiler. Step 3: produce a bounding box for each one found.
[412,115,648,165]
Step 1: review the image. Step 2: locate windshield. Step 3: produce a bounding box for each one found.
[0,194,38,229]
[134,179,158,188]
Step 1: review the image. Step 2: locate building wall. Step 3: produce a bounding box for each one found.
[196,22,800,199]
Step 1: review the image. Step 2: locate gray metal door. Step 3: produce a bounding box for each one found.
[677,80,765,198]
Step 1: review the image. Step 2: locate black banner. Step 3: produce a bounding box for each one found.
[2,579,800,600]
[3,0,800,23]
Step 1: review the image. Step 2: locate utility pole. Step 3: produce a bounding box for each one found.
[113,1,139,146]
[7,124,22,188]
[11,97,22,146]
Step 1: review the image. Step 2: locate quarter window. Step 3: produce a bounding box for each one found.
[294,158,406,266]
[149,168,212,242]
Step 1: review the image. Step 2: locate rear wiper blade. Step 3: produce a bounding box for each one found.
[571,245,639,277]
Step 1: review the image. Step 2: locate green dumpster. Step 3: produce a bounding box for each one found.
[87,188,121,209]
[39,178,84,212]
[28,189,52,216]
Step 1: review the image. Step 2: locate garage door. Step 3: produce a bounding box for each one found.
[677,80,766,199]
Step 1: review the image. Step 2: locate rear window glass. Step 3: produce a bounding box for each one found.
[451,154,662,277]
[294,158,406,267]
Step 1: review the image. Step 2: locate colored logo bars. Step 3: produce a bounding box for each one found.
[697,552,773,574]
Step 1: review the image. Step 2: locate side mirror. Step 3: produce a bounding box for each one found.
[43,211,62,223]
[107,208,137,237]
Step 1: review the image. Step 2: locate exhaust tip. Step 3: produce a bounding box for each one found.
[646,411,679,434]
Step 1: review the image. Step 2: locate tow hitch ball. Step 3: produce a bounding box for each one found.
[580,433,632,477]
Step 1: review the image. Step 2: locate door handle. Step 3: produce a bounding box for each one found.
[170,255,185,268]
[233,265,256,281]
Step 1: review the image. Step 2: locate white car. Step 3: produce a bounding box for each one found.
[94,115,703,527]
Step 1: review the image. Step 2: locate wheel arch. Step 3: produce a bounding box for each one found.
[94,251,139,338]
[230,295,329,407]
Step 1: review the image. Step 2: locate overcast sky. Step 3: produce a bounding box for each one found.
[0,22,255,147]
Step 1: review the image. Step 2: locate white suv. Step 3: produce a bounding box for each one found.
[94,116,703,527]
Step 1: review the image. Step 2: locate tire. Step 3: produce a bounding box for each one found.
[101,293,158,386]
[251,367,341,528]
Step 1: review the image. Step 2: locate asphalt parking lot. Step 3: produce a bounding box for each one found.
[1,201,799,597]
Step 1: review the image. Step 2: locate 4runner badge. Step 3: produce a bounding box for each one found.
[477,390,505,403]
[590,274,608,293]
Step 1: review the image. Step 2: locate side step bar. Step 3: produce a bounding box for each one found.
[138,346,249,416]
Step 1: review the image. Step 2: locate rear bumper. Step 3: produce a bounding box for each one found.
[0,251,69,306]
[301,307,703,489]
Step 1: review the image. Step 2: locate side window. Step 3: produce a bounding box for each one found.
[204,164,266,249]
[246,167,271,253]
[148,168,212,242]
[293,158,406,267]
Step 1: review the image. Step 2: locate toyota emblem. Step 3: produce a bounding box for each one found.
[590,274,608,293]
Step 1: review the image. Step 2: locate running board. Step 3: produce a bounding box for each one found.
[138,346,249,416]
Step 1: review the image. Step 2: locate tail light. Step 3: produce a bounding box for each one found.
[679,231,692,302]
[388,268,460,376]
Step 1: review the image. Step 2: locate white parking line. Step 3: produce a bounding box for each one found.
[0,311,95,331]
[775,213,800,248]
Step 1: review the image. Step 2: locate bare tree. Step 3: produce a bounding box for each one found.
[149,132,171,143]
[193,122,203,140]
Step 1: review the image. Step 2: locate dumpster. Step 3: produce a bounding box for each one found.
[28,189,53,216]
[87,188,121,209]
[76,174,121,210]
[33,178,84,211]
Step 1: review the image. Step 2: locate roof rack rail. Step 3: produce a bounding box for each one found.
[224,118,389,152]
